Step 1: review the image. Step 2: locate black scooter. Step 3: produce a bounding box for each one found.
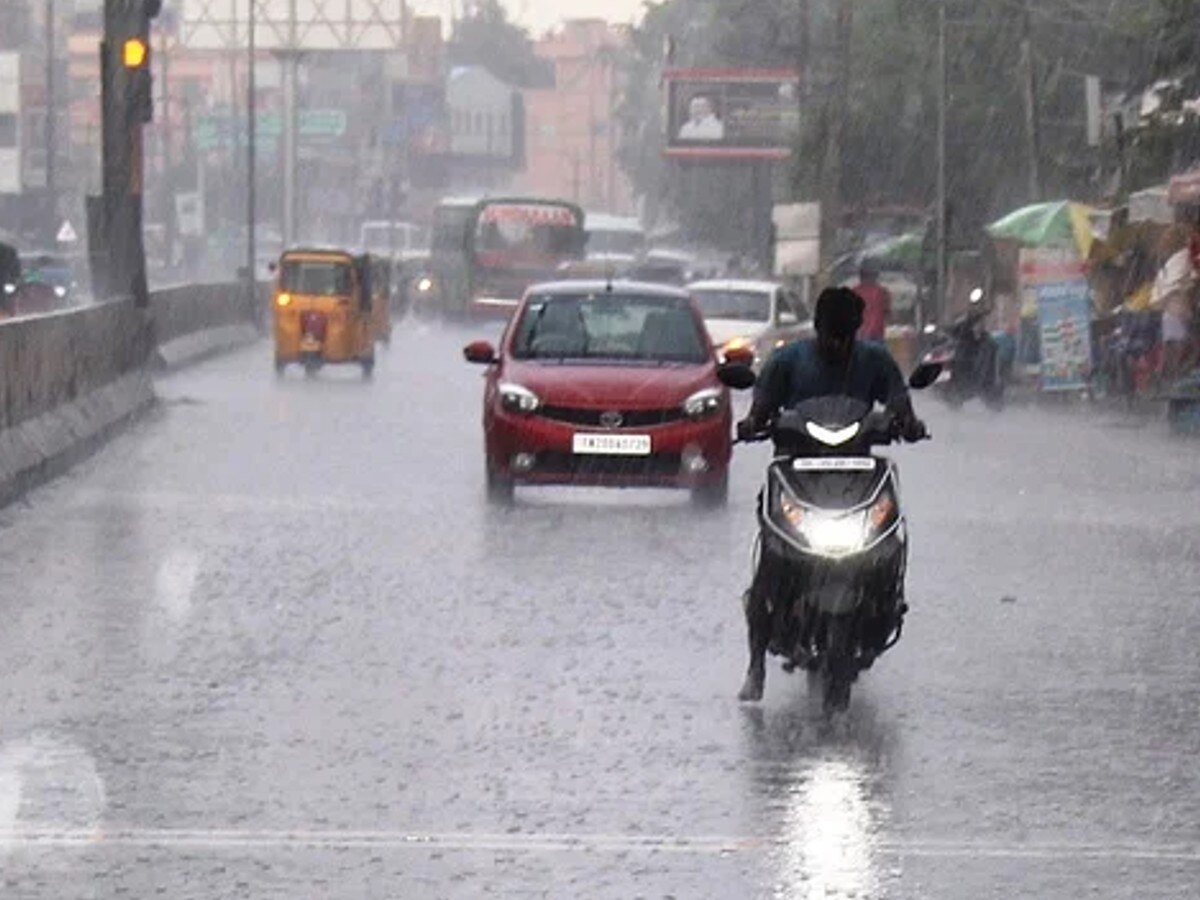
[920,289,1005,410]
[730,363,940,712]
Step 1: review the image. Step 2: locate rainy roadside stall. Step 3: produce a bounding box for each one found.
[1162,170,1200,431]
[985,201,1097,394]
[1084,189,1172,399]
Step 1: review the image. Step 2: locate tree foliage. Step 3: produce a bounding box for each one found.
[447,0,552,88]
[617,0,1171,252]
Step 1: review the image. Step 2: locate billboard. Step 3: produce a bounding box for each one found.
[664,68,800,160]
[178,0,406,51]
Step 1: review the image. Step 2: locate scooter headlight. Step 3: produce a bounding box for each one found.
[53,285,67,298]
[416,276,434,293]
[801,512,869,557]
[2,283,15,295]
[771,478,896,558]
[805,421,860,447]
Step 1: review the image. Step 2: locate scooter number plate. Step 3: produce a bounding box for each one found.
[792,457,875,472]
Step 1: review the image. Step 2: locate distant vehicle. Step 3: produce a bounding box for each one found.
[462,280,739,506]
[271,248,380,379]
[359,220,429,261]
[0,241,19,317]
[584,213,645,263]
[688,279,812,368]
[627,248,695,286]
[421,197,586,318]
[17,251,79,312]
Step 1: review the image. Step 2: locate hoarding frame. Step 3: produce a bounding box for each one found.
[663,67,800,161]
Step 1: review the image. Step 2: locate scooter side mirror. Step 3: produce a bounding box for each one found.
[908,361,943,390]
[717,363,756,390]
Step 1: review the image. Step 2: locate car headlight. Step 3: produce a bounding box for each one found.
[54,285,67,298]
[683,387,724,419]
[2,283,15,295]
[498,382,540,415]
[416,276,434,293]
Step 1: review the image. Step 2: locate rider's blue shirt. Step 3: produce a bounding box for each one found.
[754,339,909,413]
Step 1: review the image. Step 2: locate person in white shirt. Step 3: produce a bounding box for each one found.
[678,96,725,141]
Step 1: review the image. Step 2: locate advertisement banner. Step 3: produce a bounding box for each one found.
[664,69,799,160]
[1035,278,1093,391]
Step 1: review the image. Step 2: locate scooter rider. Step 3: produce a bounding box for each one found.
[735,286,927,702]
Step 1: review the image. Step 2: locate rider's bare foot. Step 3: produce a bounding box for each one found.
[738,666,765,702]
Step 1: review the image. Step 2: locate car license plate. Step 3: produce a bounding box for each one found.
[572,433,652,456]
[792,457,875,472]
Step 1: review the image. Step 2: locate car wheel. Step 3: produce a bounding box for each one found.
[691,472,729,509]
[486,461,514,505]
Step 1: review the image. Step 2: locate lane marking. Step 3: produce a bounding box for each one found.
[0,829,1198,862]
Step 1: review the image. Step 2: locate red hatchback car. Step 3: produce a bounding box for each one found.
[464,281,750,505]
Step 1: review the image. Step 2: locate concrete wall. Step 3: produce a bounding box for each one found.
[0,300,152,431]
[0,280,263,506]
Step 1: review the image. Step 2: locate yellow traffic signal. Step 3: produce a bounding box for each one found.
[123,38,148,69]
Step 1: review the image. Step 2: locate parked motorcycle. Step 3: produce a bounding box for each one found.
[920,288,1005,410]
[737,362,940,713]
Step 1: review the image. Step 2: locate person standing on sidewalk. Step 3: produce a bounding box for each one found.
[853,258,892,343]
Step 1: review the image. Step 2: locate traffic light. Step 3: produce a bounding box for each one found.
[122,0,160,124]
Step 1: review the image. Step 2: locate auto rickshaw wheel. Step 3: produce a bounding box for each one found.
[274,357,286,377]
[361,357,375,380]
[304,359,321,378]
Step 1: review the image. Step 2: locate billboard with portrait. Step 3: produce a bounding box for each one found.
[664,69,800,159]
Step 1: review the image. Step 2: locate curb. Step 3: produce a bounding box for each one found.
[154,324,262,371]
[0,371,156,509]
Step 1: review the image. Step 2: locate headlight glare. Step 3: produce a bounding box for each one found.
[499,382,540,414]
[2,283,15,295]
[805,421,861,446]
[54,285,67,298]
[683,387,723,419]
[801,511,868,557]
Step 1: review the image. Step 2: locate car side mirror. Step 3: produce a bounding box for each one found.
[717,363,756,390]
[722,344,756,367]
[464,340,498,365]
[908,361,942,390]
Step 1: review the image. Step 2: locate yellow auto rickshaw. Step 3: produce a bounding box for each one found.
[273,248,377,378]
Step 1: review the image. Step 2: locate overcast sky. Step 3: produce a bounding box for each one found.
[415,0,646,34]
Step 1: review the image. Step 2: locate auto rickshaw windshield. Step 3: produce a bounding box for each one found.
[280,260,353,296]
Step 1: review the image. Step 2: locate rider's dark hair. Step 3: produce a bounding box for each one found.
[814,287,864,339]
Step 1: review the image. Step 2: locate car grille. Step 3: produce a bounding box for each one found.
[535,452,683,479]
[537,405,686,428]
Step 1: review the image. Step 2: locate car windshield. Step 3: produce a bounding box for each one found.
[279,260,352,295]
[692,289,771,322]
[512,293,708,363]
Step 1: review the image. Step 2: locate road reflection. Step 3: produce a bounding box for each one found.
[741,696,898,899]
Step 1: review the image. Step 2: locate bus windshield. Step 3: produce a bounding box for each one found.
[474,202,582,264]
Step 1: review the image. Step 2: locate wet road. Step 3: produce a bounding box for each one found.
[2,320,1200,897]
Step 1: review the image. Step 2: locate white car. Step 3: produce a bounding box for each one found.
[688,279,812,368]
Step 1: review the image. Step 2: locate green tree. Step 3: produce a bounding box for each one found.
[447,0,552,88]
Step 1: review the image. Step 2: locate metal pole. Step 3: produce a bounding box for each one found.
[935,0,947,325]
[161,21,175,273]
[45,0,56,235]
[282,0,298,246]
[247,0,257,290]
[1020,0,1041,201]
